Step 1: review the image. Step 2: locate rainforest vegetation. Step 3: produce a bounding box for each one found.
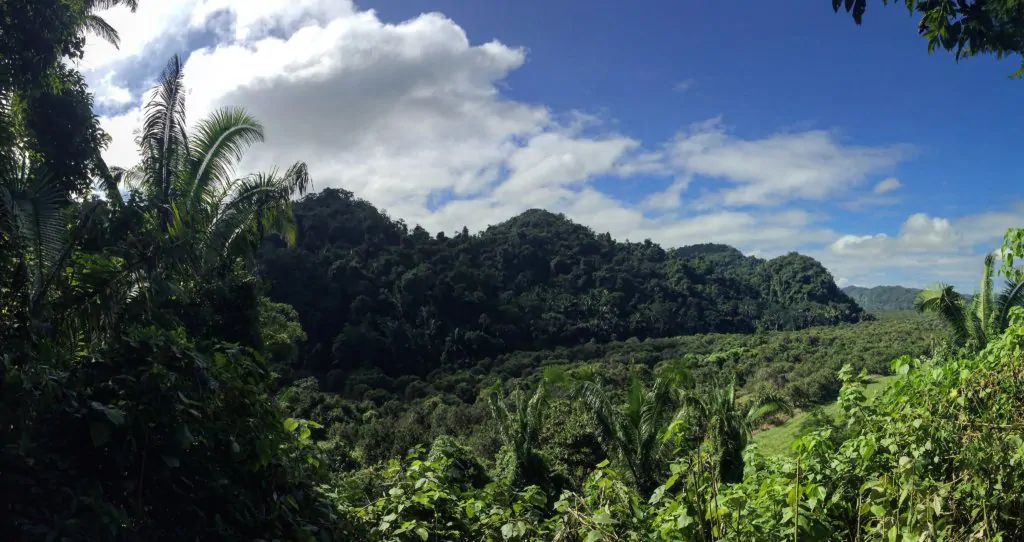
[4,0,1024,540]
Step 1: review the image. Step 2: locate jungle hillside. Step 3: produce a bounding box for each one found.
[4,1,1024,541]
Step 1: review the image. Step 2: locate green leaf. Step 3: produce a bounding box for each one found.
[586,531,604,542]
[89,423,111,447]
[90,401,126,425]
[592,510,614,525]
[415,526,429,541]
[283,418,299,432]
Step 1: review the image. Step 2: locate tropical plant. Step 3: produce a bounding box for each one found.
[106,54,310,283]
[487,380,551,488]
[914,253,1024,351]
[574,375,681,496]
[679,381,793,484]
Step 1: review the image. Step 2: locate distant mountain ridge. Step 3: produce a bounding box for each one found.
[258,189,867,379]
[842,285,921,311]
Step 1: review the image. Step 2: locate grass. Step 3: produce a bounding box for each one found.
[751,374,895,456]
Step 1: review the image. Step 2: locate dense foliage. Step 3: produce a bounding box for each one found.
[325,320,1024,540]
[915,254,1024,354]
[5,2,1024,540]
[279,313,942,472]
[259,190,866,379]
[1,4,334,537]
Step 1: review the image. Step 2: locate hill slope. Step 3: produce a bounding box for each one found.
[258,188,866,377]
[843,285,921,311]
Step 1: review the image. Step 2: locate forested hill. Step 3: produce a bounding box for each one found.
[843,285,922,311]
[258,188,866,377]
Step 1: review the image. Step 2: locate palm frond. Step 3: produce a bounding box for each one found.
[524,380,547,444]
[745,388,793,427]
[993,278,1024,333]
[487,380,514,446]
[915,283,970,345]
[209,173,294,259]
[7,171,69,293]
[140,55,189,215]
[281,161,312,197]
[186,106,264,211]
[83,13,120,48]
[91,0,139,11]
[574,380,625,456]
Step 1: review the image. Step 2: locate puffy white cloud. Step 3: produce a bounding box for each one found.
[818,209,1023,289]
[873,177,901,194]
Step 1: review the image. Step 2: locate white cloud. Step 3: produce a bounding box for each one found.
[818,209,1023,289]
[643,176,691,210]
[873,177,901,194]
[668,118,911,208]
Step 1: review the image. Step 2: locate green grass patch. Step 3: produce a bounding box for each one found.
[751,374,895,456]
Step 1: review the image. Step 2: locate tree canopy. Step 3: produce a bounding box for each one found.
[832,0,1024,76]
[258,188,867,380]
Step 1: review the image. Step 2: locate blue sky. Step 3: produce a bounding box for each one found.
[83,0,1023,290]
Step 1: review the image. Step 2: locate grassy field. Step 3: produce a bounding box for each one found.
[751,374,896,456]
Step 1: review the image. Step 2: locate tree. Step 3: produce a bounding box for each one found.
[107,55,310,280]
[915,253,1024,351]
[574,376,681,496]
[487,380,551,488]
[680,381,792,484]
[831,0,1024,76]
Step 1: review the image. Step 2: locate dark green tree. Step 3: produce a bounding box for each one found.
[831,0,1024,76]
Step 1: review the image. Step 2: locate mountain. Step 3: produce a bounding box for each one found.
[843,285,922,311]
[258,188,867,382]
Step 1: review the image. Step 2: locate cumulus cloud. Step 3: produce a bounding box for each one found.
[816,209,1024,289]
[873,177,901,194]
[84,0,1008,289]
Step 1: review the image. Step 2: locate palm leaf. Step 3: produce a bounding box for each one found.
[186,106,265,212]
[209,173,294,259]
[139,55,189,217]
[91,0,139,11]
[83,13,120,48]
[524,380,547,445]
[993,278,1024,333]
[745,388,793,427]
[6,171,68,293]
[915,283,970,345]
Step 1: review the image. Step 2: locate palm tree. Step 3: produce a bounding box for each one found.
[680,382,792,484]
[487,380,549,487]
[915,254,1024,351]
[104,55,310,280]
[574,376,680,496]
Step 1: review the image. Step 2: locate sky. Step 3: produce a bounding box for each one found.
[79,0,1024,291]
